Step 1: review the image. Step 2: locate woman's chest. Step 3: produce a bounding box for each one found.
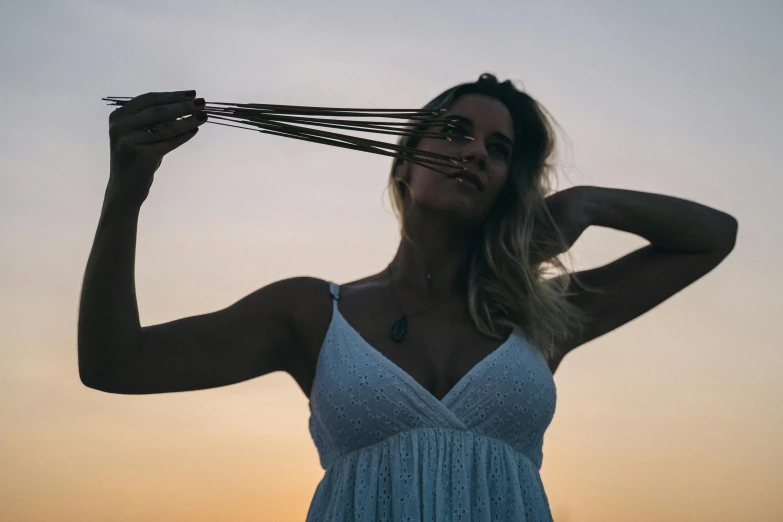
[312,294,513,402]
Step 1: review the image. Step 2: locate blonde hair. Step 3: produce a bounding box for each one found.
[385,73,599,363]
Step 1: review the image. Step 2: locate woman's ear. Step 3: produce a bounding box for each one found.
[393,161,408,187]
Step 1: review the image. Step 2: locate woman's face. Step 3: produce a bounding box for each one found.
[395,93,515,223]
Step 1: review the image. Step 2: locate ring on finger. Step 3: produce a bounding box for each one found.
[141,124,162,142]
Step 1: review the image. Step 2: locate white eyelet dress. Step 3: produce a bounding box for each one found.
[305,282,557,521]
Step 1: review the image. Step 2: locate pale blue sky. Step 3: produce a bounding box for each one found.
[1,2,781,520]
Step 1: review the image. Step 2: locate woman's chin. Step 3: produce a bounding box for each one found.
[425,200,488,224]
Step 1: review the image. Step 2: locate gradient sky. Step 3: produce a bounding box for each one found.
[1,1,781,521]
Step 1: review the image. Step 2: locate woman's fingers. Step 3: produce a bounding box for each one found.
[117,97,204,134]
[136,111,208,145]
[121,90,196,115]
[109,91,198,140]
[143,125,201,156]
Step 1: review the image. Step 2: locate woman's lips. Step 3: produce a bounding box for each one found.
[452,176,480,190]
[449,170,483,191]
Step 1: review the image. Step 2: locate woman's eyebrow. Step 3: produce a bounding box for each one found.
[441,114,514,147]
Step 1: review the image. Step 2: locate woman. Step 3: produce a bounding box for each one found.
[79,74,737,521]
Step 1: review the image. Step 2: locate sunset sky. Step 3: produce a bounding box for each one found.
[1,1,781,521]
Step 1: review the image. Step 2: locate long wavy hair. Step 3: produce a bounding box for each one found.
[385,73,599,363]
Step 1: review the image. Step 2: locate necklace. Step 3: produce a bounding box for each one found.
[387,263,462,343]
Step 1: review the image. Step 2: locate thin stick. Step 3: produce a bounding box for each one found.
[207,120,464,176]
[103,98,444,120]
[213,107,443,121]
[104,97,445,114]
[208,111,454,139]
[207,117,461,169]
[203,106,455,128]
[205,113,464,165]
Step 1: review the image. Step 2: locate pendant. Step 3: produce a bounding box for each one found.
[390,315,407,343]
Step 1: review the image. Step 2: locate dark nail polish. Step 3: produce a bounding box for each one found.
[185,90,196,97]
[194,98,205,106]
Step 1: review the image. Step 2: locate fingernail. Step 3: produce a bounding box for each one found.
[194,98,205,106]
[185,90,196,97]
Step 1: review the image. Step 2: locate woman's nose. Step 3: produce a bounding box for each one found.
[461,137,488,163]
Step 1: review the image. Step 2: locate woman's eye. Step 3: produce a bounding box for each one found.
[491,143,511,157]
[442,124,510,158]
[442,123,463,135]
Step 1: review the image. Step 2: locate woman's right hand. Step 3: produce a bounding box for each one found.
[107,90,208,207]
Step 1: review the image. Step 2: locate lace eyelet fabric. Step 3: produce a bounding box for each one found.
[305,282,557,522]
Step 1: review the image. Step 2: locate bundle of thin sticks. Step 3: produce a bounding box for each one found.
[102,97,472,177]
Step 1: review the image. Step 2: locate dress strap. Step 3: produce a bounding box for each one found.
[328,281,341,302]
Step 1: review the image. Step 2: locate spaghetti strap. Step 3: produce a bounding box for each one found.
[328,281,341,301]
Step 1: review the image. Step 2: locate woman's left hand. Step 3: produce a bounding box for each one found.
[543,185,595,257]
